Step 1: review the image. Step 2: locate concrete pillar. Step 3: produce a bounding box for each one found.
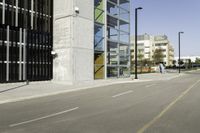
[53,0,94,84]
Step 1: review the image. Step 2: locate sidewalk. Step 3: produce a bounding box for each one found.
[0,73,183,105]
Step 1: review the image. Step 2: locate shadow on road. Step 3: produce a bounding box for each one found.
[0,84,27,94]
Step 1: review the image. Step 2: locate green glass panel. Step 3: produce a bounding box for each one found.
[95,0,104,10]
[95,8,104,23]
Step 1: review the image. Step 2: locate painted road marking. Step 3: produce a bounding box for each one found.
[9,107,79,127]
[112,90,133,98]
[137,79,200,133]
[145,84,156,88]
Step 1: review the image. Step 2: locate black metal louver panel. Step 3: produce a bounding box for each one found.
[0,0,53,83]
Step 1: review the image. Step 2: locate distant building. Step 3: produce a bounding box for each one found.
[130,34,154,64]
[131,33,175,66]
[153,35,175,66]
[174,56,200,68]
[174,56,200,63]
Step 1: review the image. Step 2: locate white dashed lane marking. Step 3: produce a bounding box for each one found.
[9,107,79,127]
[112,90,133,98]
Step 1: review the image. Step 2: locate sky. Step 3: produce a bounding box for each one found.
[130,0,200,56]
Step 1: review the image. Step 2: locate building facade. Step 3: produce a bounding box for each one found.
[130,34,154,62]
[153,35,174,66]
[131,34,175,66]
[0,0,130,83]
[54,0,130,84]
[0,0,53,83]
[94,0,130,79]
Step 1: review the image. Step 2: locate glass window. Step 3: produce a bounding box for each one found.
[107,67,118,77]
[107,15,118,29]
[155,43,167,46]
[119,67,129,77]
[107,53,118,65]
[95,36,104,51]
[107,2,119,17]
[107,41,118,54]
[119,0,130,10]
[106,0,130,79]
[95,24,103,36]
[119,8,129,21]
[95,8,104,24]
[119,55,129,65]
[107,41,118,65]
[94,52,104,65]
[95,0,104,10]
[108,0,118,4]
[94,24,104,51]
[119,21,129,32]
[107,27,118,41]
[119,44,129,55]
[119,31,129,43]
[94,64,105,79]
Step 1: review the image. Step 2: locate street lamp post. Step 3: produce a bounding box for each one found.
[178,31,184,73]
[135,7,143,79]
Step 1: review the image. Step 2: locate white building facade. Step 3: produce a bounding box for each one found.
[131,34,175,66]
[153,35,174,66]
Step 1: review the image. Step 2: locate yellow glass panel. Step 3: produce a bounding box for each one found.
[94,65,105,79]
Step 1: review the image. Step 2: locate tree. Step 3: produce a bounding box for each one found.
[130,49,135,73]
[152,49,165,65]
[179,60,184,66]
[172,60,176,67]
[137,52,153,73]
[188,59,192,69]
[138,51,144,63]
[138,51,144,73]
[195,58,200,64]
[143,59,153,72]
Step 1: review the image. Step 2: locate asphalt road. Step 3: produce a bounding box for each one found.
[0,71,200,133]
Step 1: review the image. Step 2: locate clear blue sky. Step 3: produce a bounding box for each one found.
[130,0,200,56]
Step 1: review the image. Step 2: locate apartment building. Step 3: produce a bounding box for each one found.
[131,34,174,66]
[153,35,174,66]
[0,0,130,83]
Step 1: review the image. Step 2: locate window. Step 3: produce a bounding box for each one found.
[155,43,167,46]
[107,2,119,17]
[95,0,104,24]
[107,27,118,41]
[107,41,118,54]
[94,24,104,51]
[107,67,118,77]
[119,8,129,21]
[119,31,129,43]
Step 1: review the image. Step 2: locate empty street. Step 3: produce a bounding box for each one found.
[0,71,200,133]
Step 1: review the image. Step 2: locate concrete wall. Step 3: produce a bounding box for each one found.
[53,0,94,84]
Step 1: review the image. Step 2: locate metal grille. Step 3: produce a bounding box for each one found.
[0,0,53,83]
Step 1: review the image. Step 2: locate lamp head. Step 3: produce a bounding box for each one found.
[137,7,143,10]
